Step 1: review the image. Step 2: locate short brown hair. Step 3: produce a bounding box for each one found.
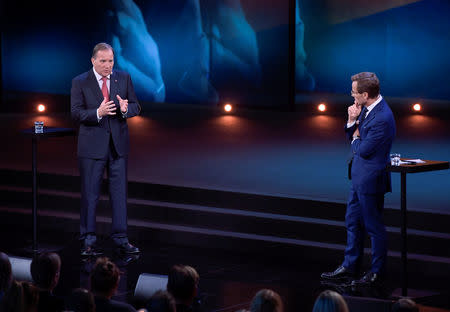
[351,72,380,99]
[90,257,120,295]
[167,264,199,302]
[250,289,283,312]
[312,290,348,312]
[147,290,176,312]
[30,252,61,290]
[92,42,114,59]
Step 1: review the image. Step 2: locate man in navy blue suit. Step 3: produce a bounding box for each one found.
[321,72,396,286]
[71,42,141,256]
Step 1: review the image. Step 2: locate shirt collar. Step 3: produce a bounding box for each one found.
[92,67,111,81]
[365,95,382,114]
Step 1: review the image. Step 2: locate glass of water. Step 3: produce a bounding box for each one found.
[390,153,401,166]
[34,121,44,134]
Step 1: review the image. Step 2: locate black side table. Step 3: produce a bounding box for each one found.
[21,127,76,255]
[388,159,449,296]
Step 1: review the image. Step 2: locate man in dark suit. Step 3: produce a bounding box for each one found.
[321,72,396,286]
[71,42,141,256]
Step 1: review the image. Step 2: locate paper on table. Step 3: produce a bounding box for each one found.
[399,158,426,165]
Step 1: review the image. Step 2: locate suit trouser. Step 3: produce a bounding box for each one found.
[79,141,128,246]
[342,186,387,274]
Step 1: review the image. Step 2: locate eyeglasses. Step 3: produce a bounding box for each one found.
[350,90,360,96]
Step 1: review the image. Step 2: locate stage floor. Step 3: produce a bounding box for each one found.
[2,108,450,311]
[2,109,449,213]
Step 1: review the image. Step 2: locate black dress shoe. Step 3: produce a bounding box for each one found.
[351,272,383,287]
[80,245,103,257]
[115,242,140,254]
[321,266,355,281]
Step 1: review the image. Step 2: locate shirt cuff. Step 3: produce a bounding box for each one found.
[97,109,102,121]
[347,121,356,128]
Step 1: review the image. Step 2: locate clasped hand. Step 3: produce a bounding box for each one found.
[98,95,128,117]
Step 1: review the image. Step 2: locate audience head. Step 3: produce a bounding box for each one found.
[65,288,96,312]
[20,281,40,312]
[392,298,419,312]
[0,280,39,312]
[30,252,61,291]
[0,252,12,293]
[312,290,348,312]
[250,289,283,312]
[0,280,23,312]
[90,257,120,299]
[146,290,176,312]
[166,264,199,305]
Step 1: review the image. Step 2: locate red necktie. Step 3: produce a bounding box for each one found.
[101,77,109,101]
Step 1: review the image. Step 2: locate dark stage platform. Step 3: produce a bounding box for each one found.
[1,107,450,311]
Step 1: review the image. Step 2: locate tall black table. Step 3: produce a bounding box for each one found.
[21,127,76,255]
[388,159,449,297]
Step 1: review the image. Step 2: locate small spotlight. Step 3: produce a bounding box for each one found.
[37,104,46,113]
[413,103,421,112]
[224,104,233,113]
[318,103,326,112]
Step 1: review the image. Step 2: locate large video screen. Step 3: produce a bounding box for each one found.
[1,0,290,108]
[296,0,450,100]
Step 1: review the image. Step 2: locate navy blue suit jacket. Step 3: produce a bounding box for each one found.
[71,69,141,159]
[346,99,396,194]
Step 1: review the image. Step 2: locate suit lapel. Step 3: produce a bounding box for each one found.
[87,69,104,104]
[363,99,385,126]
[110,72,120,110]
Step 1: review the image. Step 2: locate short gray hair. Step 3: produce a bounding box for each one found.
[92,42,114,59]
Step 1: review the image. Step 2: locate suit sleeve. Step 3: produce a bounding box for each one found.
[351,119,391,159]
[71,78,99,125]
[123,74,141,118]
[345,123,357,142]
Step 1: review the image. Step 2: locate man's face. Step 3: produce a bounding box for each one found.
[91,49,114,77]
[351,81,368,108]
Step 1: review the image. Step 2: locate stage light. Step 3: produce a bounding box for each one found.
[318,103,326,112]
[413,103,422,112]
[37,104,46,113]
[224,103,233,113]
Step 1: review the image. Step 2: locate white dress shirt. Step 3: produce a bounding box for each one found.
[93,68,111,121]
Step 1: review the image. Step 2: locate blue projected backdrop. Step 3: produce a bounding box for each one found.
[2,0,450,106]
[1,0,289,108]
[297,0,450,100]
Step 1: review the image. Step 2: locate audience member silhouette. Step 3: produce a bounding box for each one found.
[391,298,419,312]
[30,252,64,312]
[0,252,12,302]
[20,282,40,312]
[166,264,200,312]
[0,281,39,312]
[145,290,176,312]
[312,290,348,312]
[65,288,96,312]
[90,257,136,312]
[249,289,283,312]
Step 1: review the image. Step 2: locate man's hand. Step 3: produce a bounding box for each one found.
[117,95,128,113]
[98,97,116,117]
[347,103,362,124]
